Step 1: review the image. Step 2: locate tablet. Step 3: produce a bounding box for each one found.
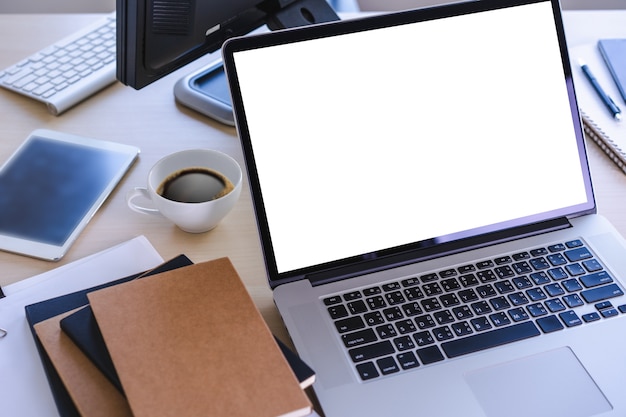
[0,129,139,261]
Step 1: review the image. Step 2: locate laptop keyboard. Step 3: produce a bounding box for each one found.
[323,239,626,381]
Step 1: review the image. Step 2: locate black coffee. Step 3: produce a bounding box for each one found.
[157,167,234,203]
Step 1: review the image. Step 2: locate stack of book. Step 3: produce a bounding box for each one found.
[25,256,314,417]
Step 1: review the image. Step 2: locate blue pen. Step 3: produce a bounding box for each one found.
[579,59,622,121]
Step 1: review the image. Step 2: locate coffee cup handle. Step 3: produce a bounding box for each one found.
[126,187,160,215]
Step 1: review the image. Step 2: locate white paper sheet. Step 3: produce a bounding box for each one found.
[0,236,164,417]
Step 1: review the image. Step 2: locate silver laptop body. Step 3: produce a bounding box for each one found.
[223,1,626,415]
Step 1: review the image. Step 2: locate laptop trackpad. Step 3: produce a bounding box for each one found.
[465,347,611,417]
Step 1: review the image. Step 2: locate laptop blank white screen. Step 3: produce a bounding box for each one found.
[231,1,591,274]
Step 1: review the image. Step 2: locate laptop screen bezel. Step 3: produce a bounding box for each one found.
[223,0,595,288]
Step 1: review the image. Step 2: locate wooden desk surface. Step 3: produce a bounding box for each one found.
[1,11,626,345]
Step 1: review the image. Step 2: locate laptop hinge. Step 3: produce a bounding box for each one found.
[305,217,572,287]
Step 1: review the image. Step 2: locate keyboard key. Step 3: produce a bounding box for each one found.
[343,291,362,301]
[349,341,395,362]
[439,269,457,279]
[451,321,473,336]
[377,356,400,375]
[595,301,613,310]
[460,274,479,287]
[441,278,461,292]
[580,271,613,288]
[530,257,550,270]
[413,331,435,346]
[414,314,436,329]
[564,247,593,262]
[363,286,382,296]
[347,300,368,314]
[565,263,585,276]
[544,283,565,297]
[508,292,529,306]
[512,276,533,289]
[512,252,531,261]
[582,312,601,323]
[545,298,566,312]
[342,328,377,347]
[562,278,583,292]
[393,336,415,351]
[383,307,404,321]
[527,303,548,317]
[559,311,582,327]
[547,267,568,280]
[470,317,492,331]
[536,315,564,333]
[382,282,401,291]
[401,277,420,287]
[433,326,454,342]
[601,308,619,318]
[356,362,379,380]
[328,304,348,319]
[404,287,424,300]
[476,260,494,269]
[582,259,603,272]
[530,248,548,257]
[508,307,529,322]
[458,264,477,273]
[421,298,442,312]
[563,294,584,308]
[423,283,443,296]
[366,295,386,310]
[416,346,445,364]
[441,321,540,358]
[459,288,479,303]
[385,291,406,305]
[530,272,550,285]
[376,324,397,339]
[565,239,584,248]
[494,256,512,265]
[581,284,624,303]
[395,319,417,334]
[401,302,423,317]
[547,253,567,266]
[323,296,341,305]
[526,288,547,301]
[433,310,455,325]
[452,305,473,320]
[477,270,497,283]
[489,312,511,327]
[514,262,533,274]
[397,351,420,369]
[364,311,385,326]
[335,316,365,333]
[548,243,566,252]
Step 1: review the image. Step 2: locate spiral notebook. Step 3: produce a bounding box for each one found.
[570,41,626,174]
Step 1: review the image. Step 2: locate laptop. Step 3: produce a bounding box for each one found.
[222,0,626,415]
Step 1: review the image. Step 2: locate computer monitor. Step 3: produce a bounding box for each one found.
[117,0,339,89]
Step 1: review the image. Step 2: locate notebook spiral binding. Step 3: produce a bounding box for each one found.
[581,111,626,174]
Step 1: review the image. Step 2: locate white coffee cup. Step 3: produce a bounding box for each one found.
[126,149,242,233]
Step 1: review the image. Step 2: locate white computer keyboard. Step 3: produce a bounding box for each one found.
[0,12,116,116]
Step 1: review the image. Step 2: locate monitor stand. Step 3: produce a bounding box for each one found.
[174,0,340,125]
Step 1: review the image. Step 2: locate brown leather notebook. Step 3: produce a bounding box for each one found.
[34,308,133,417]
[88,258,312,417]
